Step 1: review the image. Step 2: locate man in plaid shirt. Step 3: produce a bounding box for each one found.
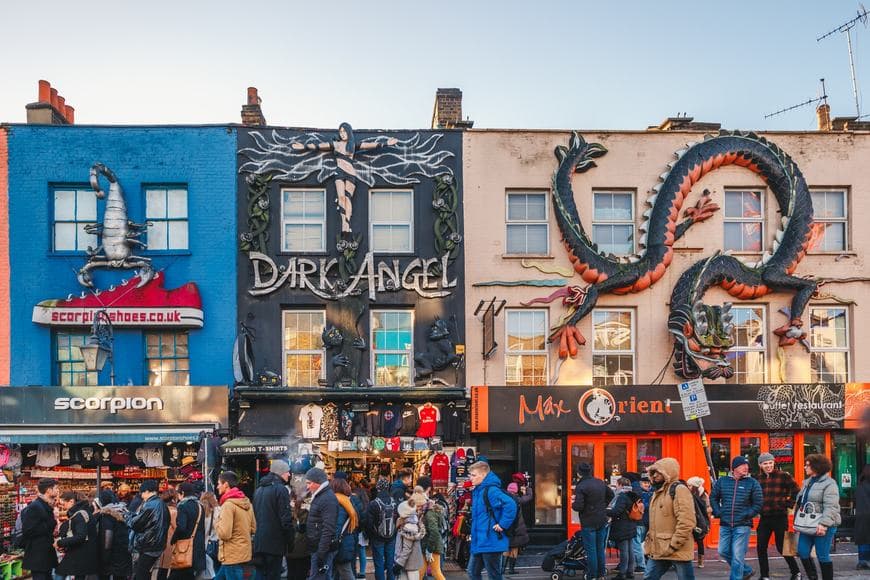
[757,453,801,580]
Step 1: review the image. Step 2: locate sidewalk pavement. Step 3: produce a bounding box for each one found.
[439,542,869,579]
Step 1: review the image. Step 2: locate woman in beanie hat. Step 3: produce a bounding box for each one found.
[686,476,712,568]
[393,499,426,580]
[502,482,531,575]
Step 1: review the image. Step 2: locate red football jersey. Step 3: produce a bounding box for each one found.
[416,404,440,438]
[431,452,450,484]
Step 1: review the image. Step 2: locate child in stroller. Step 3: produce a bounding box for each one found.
[541,531,588,580]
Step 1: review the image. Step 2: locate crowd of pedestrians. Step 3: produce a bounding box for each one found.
[15,450,859,580]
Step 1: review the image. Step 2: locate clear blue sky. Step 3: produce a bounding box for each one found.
[2,0,868,130]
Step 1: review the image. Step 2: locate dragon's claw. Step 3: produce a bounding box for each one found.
[683,194,720,223]
[551,325,586,359]
[773,318,806,346]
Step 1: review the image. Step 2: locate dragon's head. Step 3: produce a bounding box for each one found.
[427,317,451,341]
[321,325,344,349]
[669,300,736,380]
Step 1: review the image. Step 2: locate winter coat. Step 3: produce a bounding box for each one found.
[422,502,446,554]
[159,505,178,570]
[129,494,171,556]
[172,496,207,572]
[710,473,763,528]
[470,472,517,555]
[855,478,870,545]
[507,488,532,549]
[390,481,408,503]
[287,507,310,559]
[56,501,100,576]
[606,490,640,542]
[644,458,696,562]
[217,492,257,565]
[253,472,295,556]
[306,484,339,563]
[20,497,57,572]
[795,474,842,531]
[394,518,426,571]
[571,475,614,530]
[99,502,133,577]
[334,495,357,564]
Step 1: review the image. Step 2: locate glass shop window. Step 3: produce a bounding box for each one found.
[636,438,663,473]
[534,439,564,526]
[768,432,796,476]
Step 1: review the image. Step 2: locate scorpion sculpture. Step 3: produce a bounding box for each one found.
[546,131,816,380]
[77,163,154,289]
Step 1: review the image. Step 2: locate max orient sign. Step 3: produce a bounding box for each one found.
[471,384,849,433]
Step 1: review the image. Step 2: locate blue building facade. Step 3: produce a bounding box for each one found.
[6,125,237,387]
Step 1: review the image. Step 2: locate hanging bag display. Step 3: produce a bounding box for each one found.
[170,503,202,569]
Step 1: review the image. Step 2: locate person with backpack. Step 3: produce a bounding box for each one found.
[685,477,712,569]
[643,458,697,580]
[303,468,338,580]
[711,456,763,580]
[367,477,399,580]
[468,461,517,580]
[502,482,530,576]
[756,453,801,580]
[55,490,100,580]
[571,462,613,580]
[20,478,59,580]
[606,478,642,580]
[97,488,134,580]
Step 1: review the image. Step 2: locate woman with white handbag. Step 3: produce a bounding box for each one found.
[794,454,841,580]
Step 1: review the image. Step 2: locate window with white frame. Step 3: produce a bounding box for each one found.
[592,309,635,387]
[505,309,548,386]
[282,189,326,252]
[810,307,849,382]
[370,190,413,252]
[723,306,766,384]
[283,311,326,387]
[145,331,190,386]
[593,191,634,255]
[56,332,98,386]
[506,192,548,254]
[724,189,763,252]
[372,310,413,386]
[146,187,189,250]
[53,187,97,251]
[810,190,847,252]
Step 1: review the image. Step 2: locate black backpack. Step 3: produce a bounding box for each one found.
[482,488,520,538]
[373,498,396,540]
[668,482,709,540]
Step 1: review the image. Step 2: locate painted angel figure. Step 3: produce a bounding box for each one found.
[290,123,397,234]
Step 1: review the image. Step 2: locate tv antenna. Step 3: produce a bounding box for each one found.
[817,4,869,117]
[764,79,828,120]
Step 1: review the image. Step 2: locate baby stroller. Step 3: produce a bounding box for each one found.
[541,531,588,580]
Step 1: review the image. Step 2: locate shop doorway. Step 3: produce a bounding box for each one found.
[566,435,665,537]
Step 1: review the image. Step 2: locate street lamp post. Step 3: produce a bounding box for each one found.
[80,309,115,386]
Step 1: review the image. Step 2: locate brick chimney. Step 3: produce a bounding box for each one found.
[26,80,74,124]
[431,88,473,129]
[816,103,832,131]
[648,113,721,132]
[241,87,267,126]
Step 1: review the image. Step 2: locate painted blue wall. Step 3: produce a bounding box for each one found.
[7,125,237,387]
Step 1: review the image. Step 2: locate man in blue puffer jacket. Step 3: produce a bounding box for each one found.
[710,456,763,580]
[468,461,517,580]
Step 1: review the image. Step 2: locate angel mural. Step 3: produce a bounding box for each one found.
[238,123,455,240]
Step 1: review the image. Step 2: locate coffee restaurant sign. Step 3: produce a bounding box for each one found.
[471,383,847,433]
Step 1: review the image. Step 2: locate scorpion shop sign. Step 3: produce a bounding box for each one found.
[32,273,204,328]
[248,251,457,299]
[471,383,846,433]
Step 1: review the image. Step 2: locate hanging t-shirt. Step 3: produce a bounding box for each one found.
[352,411,369,436]
[430,452,451,485]
[339,410,355,441]
[299,404,324,439]
[144,444,165,467]
[59,445,79,466]
[382,404,403,437]
[416,404,440,438]
[79,447,97,468]
[36,444,61,467]
[400,437,414,452]
[386,437,401,452]
[164,445,184,467]
[320,404,339,440]
[365,408,383,436]
[399,405,419,436]
[442,405,463,443]
[133,448,148,467]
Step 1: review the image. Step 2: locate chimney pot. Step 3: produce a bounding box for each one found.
[57,95,65,114]
[38,80,51,103]
[247,87,260,105]
[50,88,58,109]
[65,105,75,124]
[816,103,832,131]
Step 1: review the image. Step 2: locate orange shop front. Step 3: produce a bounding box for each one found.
[470,384,868,547]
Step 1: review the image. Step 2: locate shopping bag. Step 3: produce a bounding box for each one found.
[783,530,798,557]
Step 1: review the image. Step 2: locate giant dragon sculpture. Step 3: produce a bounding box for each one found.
[544,131,816,380]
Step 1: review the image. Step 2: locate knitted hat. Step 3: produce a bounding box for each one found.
[411,491,429,508]
[731,456,749,470]
[270,459,291,476]
[686,476,705,493]
[511,472,527,485]
[507,482,519,494]
[397,500,416,519]
[305,467,328,484]
[376,477,391,493]
[758,452,775,465]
